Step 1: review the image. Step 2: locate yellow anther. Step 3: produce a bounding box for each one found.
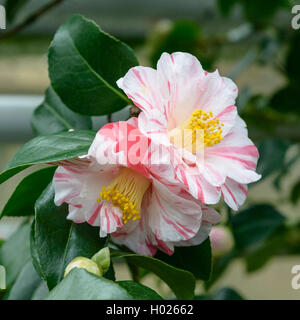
[168,108,224,154]
[97,167,150,224]
[187,108,224,149]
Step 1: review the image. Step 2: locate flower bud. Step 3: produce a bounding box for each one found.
[92,247,111,274]
[210,226,234,257]
[64,257,102,278]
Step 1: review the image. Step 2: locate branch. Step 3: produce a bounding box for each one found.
[0,0,65,40]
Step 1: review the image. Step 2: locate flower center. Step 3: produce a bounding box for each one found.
[97,167,150,224]
[169,109,224,154]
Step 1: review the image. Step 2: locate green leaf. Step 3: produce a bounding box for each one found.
[245,230,285,272]
[150,20,216,71]
[210,287,244,300]
[117,281,162,300]
[31,87,92,136]
[0,223,31,288]
[205,250,237,290]
[290,180,300,205]
[155,238,212,281]
[46,268,132,300]
[113,253,195,300]
[285,31,300,84]
[5,0,29,23]
[30,220,43,280]
[0,130,95,185]
[32,183,106,289]
[273,152,300,190]
[31,281,49,300]
[270,85,300,116]
[217,0,238,16]
[231,204,285,252]
[49,14,138,116]
[241,0,290,26]
[0,167,56,219]
[256,139,290,180]
[7,260,42,300]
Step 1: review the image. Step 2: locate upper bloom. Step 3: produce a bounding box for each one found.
[117,52,261,210]
[53,120,220,256]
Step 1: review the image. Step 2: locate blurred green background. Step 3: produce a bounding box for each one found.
[0,0,300,299]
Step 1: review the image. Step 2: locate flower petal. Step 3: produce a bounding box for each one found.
[175,163,221,204]
[175,205,221,247]
[157,52,206,129]
[221,178,248,211]
[98,202,123,237]
[204,124,261,185]
[146,178,203,243]
[112,219,158,256]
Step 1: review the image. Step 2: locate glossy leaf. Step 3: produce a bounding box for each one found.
[7,260,42,300]
[113,253,195,300]
[31,281,49,300]
[117,281,162,300]
[231,204,285,252]
[290,180,300,205]
[31,87,92,136]
[256,139,290,180]
[49,14,138,116]
[205,250,237,290]
[32,183,106,289]
[210,287,244,300]
[286,32,300,84]
[0,166,56,219]
[271,85,300,116]
[0,223,31,288]
[155,238,212,281]
[245,230,285,272]
[5,0,29,23]
[0,130,95,185]
[47,268,138,300]
[217,0,238,17]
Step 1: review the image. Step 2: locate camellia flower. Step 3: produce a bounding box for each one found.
[117,52,261,210]
[53,121,220,256]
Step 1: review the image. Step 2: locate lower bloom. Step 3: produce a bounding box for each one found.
[53,121,220,256]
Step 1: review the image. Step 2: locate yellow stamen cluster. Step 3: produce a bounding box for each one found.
[187,109,224,148]
[97,167,150,224]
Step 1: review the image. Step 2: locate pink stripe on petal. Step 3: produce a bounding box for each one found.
[54,172,72,179]
[177,222,196,235]
[224,184,237,206]
[212,145,259,157]
[215,105,236,119]
[209,153,257,169]
[105,208,110,233]
[88,205,101,226]
[155,233,173,255]
[154,193,190,239]
[238,184,248,196]
[132,68,147,87]
[112,232,127,237]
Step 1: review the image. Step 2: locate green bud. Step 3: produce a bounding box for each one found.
[92,247,111,274]
[64,257,102,278]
